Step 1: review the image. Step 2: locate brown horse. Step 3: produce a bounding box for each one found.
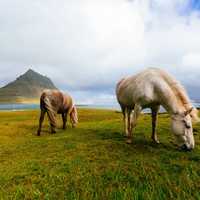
[37,89,78,136]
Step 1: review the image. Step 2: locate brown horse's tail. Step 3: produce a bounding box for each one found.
[44,96,57,128]
[70,105,78,127]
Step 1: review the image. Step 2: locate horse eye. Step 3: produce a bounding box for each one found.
[186,125,191,129]
[182,120,191,129]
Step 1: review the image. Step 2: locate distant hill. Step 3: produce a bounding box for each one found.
[0,69,57,103]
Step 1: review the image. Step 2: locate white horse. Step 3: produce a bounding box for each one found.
[116,68,199,151]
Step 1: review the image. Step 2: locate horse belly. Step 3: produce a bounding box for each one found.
[57,107,66,114]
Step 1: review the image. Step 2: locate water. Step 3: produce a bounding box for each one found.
[0,102,199,111]
[0,103,157,113]
[0,103,39,111]
[0,103,120,111]
[77,104,120,110]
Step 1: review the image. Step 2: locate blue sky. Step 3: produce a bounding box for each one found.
[190,0,200,10]
[180,0,200,14]
[0,0,200,104]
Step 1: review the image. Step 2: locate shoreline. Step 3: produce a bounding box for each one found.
[0,103,121,111]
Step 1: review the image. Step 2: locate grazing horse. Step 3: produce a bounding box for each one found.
[37,90,78,136]
[116,68,199,151]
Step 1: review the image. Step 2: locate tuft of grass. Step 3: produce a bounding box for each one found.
[0,109,200,199]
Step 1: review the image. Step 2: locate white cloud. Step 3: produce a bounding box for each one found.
[182,52,200,68]
[0,0,200,103]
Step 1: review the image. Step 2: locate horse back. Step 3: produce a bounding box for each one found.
[40,90,65,112]
[116,69,167,107]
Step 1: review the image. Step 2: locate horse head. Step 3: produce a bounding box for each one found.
[171,107,195,151]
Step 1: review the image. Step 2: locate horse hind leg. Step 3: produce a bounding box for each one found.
[151,105,160,144]
[62,113,67,129]
[126,104,142,144]
[46,110,56,134]
[37,110,46,136]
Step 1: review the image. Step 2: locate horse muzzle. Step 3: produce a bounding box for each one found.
[179,144,193,151]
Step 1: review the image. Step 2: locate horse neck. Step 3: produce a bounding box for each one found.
[159,87,190,115]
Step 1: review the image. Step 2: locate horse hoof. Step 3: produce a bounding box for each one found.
[151,136,160,144]
[154,140,160,144]
[126,139,132,144]
[51,130,56,134]
[124,134,129,138]
[37,131,40,136]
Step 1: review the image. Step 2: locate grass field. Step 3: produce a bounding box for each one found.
[0,109,200,200]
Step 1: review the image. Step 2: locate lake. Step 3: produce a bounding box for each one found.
[0,103,121,111]
[0,103,40,111]
[0,102,199,112]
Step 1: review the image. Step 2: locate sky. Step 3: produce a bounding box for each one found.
[0,0,200,104]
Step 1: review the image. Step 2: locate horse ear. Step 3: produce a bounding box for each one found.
[190,108,200,123]
[184,107,193,116]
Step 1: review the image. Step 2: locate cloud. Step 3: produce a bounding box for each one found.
[0,0,200,103]
[182,52,200,67]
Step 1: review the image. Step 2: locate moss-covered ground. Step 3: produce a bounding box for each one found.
[0,109,200,199]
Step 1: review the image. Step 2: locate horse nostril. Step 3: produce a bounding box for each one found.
[180,144,192,151]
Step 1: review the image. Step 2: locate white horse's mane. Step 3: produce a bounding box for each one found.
[152,68,199,121]
[158,69,190,108]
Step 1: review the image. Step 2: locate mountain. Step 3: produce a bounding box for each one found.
[0,69,57,103]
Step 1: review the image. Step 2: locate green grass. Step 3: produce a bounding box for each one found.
[0,109,200,200]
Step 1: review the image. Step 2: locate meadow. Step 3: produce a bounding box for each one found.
[0,109,200,200]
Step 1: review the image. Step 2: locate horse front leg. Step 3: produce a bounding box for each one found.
[126,104,142,144]
[127,109,133,136]
[37,110,46,136]
[62,113,67,129]
[151,105,160,144]
[123,107,129,137]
